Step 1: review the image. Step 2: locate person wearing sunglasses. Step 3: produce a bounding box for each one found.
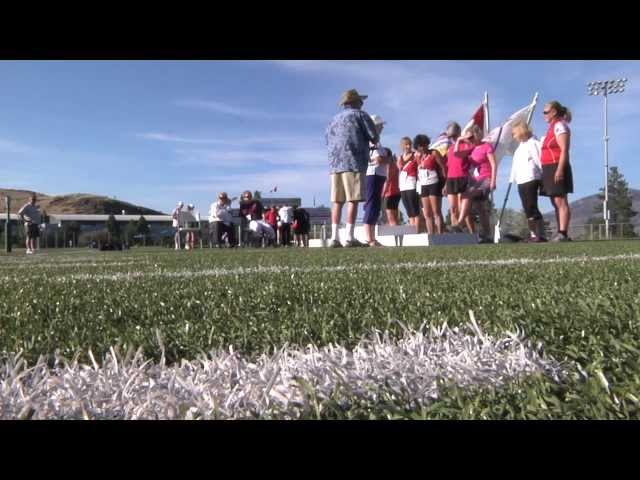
[540,100,573,242]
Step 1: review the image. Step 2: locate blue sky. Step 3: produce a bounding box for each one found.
[1,60,638,219]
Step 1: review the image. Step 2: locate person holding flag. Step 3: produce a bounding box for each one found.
[447,100,487,232]
[453,124,497,243]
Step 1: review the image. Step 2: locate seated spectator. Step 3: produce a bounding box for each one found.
[209,192,237,247]
[239,191,275,246]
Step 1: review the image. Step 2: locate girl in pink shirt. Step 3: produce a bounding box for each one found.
[454,125,497,242]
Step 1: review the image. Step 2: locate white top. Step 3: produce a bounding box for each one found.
[509,136,542,185]
[554,120,570,137]
[367,143,388,177]
[418,167,439,186]
[278,206,293,223]
[399,171,417,191]
[209,201,233,225]
[172,207,181,227]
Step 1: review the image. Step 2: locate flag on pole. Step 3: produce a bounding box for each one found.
[482,100,537,167]
[463,100,489,137]
[269,186,278,193]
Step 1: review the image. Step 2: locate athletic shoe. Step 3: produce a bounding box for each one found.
[329,240,343,248]
[477,237,493,244]
[26,249,33,255]
[551,233,571,242]
[368,240,384,247]
[345,239,368,248]
[450,225,464,233]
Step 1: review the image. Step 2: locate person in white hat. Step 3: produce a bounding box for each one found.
[363,114,391,247]
[172,201,184,250]
[325,88,379,248]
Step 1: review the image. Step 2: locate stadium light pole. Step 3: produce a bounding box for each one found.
[587,78,627,240]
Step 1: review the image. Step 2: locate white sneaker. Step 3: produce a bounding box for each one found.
[26,249,33,255]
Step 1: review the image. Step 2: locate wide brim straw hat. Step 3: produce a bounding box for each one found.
[339,88,368,106]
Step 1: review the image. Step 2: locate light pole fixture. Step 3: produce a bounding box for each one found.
[587,78,628,239]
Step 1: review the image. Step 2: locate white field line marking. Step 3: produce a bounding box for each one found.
[0,322,565,419]
[25,252,640,282]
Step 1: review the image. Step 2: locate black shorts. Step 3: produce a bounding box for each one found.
[540,163,573,197]
[383,194,401,210]
[517,180,542,220]
[400,190,421,218]
[446,177,468,195]
[24,223,40,239]
[420,182,443,198]
[293,223,310,235]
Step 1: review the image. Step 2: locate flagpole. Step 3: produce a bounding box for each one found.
[484,91,490,133]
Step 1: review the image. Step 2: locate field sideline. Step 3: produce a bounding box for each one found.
[1,241,639,419]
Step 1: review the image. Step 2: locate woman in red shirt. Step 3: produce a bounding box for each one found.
[397,137,420,227]
[540,100,573,242]
[415,134,446,235]
[382,145,401,225]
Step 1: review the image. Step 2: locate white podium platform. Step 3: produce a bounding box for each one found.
[309,225,478,248]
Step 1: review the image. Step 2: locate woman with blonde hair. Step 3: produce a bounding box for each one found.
[510,119,546,241]
[540,100,573,241]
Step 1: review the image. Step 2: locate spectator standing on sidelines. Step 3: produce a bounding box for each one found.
[185,204,198,250]
[293,207,310,247]
[172,201,184,250]
[363,114,390,247]
[18,193,43,255]
[264,206,279,245]
[325,88,379,247]
[278,204,294,247]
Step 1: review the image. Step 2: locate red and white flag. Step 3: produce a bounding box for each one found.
[463,93,489,137]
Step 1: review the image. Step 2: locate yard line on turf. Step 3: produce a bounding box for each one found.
[11,252,638,282]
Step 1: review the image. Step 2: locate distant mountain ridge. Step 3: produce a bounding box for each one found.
[0,189,165,215]
[542,188,640,227]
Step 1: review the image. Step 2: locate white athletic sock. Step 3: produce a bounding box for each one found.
[346,223,355,242]
[331,224,339,241]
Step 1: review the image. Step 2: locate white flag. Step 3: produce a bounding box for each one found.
[482,101,536,166]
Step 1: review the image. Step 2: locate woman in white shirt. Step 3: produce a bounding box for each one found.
[510,120,546,242]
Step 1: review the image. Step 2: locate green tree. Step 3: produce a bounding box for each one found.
[592,166,637,238]
[106,214,120,242]
[137,216,150,235]
[253,190,262,200]
[125,219,138,245]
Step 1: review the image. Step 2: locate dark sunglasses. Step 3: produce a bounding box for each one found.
[543,110,551,115]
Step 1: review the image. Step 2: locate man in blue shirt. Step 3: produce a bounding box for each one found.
[325,89,379,247]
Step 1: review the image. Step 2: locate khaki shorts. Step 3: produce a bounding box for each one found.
[331,171,365,203]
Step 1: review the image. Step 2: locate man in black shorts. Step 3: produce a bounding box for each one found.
[18,193,43,255]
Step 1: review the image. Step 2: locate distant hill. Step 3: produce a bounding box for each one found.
[0,189,165,215]
[542,188,640,227]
